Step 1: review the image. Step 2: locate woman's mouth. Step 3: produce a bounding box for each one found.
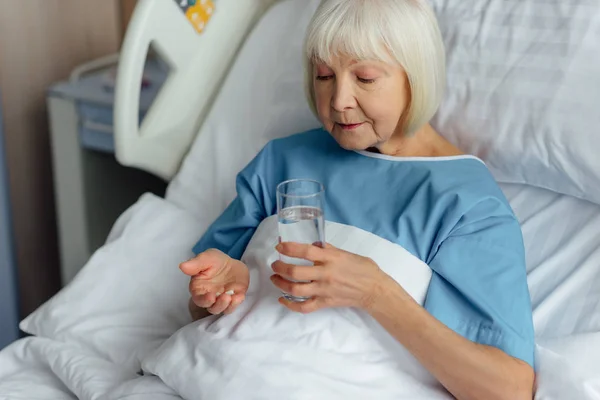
[337,122,364,131]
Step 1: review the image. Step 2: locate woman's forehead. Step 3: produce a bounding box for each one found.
[312,55,397,71]
[310,43,396,65]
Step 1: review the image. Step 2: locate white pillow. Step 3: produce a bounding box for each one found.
[20,194,202,371]
[0,337,136,400]
[429,0,600,204]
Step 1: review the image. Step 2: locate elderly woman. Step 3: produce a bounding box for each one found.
[180,0,535,398]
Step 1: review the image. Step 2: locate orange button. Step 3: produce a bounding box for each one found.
[185,0,215,34]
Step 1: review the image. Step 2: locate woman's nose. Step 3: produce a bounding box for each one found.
[331,81,357,112]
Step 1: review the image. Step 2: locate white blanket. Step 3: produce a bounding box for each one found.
[140,216,450,400]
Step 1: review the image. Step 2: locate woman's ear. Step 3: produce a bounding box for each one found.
[399,74,414,136]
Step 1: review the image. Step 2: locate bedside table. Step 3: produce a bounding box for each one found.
[47,55,168,286]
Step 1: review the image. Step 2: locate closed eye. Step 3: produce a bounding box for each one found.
[358,77,376,84]
[316,75,334,81]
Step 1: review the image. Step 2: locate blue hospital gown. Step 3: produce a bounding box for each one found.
[192,128,535,367]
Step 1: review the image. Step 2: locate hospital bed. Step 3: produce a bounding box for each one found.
[1,0,599,398]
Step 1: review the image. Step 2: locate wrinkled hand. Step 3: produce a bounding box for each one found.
[270,242,387,313]
[180,249,249,315]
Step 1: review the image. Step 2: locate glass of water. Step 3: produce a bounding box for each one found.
[276,179,325,302]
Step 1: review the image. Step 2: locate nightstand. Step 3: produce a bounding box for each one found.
[47,55,168,285]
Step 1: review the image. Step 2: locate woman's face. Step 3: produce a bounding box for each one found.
[313,55,410,151]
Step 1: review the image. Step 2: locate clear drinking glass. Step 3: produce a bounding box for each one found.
[276,179,325,302]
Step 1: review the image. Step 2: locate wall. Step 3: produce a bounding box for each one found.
[121,0,139,35]
[0,0,123,317]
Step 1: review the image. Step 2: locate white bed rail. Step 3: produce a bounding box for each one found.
[114,0,275,180]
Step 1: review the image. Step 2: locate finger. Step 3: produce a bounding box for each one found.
[279,297,323,314]
[223,281,248,295]
[189,275,245,295]
[276,242,328,263]
[189,277,224,297]
[223,293,245,315]
[179,249,226,276]
[208,293,232,315]
[189,277,223,308]
[271,260,320,282]
[193,292,217,309]
[270,275,317,299]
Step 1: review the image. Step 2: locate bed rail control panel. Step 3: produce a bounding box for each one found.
[176,0,216,34]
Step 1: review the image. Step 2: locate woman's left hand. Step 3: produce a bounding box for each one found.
[271,242,388,313]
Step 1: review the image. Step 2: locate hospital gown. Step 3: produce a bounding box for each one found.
[193,128,535,368]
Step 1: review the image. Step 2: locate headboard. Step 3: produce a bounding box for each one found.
[114,0,277,181]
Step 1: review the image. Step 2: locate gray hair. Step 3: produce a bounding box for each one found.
[303,0,446,135]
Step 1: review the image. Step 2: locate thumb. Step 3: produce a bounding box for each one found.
[179,257,209,276]
[179,249,227,276]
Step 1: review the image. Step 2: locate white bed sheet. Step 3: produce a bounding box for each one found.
[501,183,600,339]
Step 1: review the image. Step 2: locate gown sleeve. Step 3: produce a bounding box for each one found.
[424,197,536,367]
[192,143,277,260]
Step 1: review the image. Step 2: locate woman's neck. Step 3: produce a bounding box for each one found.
[373,124,464,158]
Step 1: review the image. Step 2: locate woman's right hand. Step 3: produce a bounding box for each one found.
[180,249,250,317]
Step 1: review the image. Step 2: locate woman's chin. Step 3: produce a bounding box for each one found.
[330,132,372,152]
